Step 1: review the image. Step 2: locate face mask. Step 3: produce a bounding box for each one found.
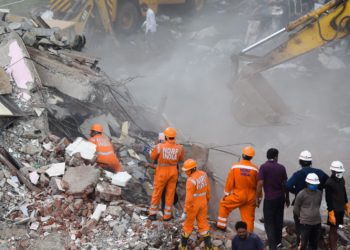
[335,172,344,179]
[308,184,318,191]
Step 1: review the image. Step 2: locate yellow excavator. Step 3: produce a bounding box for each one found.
[234,0,350,126]
[46,0,205,36]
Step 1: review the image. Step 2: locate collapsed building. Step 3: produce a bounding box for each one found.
[0,10,349,250]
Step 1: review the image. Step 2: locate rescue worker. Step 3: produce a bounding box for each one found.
[217,146,259,232]
[293,173,322,250]
[148,127,184,221]
[325,161,350,250]
[286,150,328,244]
[89,123,123,173]
[179,159,212,250]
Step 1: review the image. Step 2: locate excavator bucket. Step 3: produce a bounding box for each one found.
[231,54,292,126]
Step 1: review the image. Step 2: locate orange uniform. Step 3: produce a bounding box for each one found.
[89,134,123,172]
[149,140,184,220]
[183,170,211,235]
[217,159,259,232]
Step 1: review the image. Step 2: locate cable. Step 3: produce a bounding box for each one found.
[0,0,25,8]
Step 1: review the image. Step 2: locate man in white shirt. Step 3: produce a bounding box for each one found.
[141,4,157,51]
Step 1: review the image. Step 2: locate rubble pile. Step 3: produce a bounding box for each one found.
[0,12,85,51]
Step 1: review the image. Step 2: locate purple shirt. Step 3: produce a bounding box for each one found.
[258,159,287,200]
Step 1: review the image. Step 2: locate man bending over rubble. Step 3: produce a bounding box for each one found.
[89,123,123,173]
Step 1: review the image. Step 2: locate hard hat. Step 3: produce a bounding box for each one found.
[305,173,320,185]
[330,161,345,172]
[182,159,197,171]
[243,146,255,157]
[164,127,176,138]
[299,150,312,161]
[90,123,103,133]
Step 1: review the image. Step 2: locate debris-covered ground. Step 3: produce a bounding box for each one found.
[0,1,350,250]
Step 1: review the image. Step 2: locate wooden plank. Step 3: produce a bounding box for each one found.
[0,151,41,193]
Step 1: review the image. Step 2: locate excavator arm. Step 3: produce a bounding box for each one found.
[233,0,350,126]
[239,0,350,76]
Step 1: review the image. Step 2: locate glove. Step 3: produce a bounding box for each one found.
[345,203,350,216]
[181,213,187,220]
[328,210,336,225]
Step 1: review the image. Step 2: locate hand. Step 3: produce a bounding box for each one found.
[328,210,336,225]
[285,198,290,208]
[256,197,262,208]
[345,203,350,217]
[181,213,187,220]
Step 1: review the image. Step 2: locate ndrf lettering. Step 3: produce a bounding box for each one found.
[162,148,179,160]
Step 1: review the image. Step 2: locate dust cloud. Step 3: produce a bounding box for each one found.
[87,0,350,219]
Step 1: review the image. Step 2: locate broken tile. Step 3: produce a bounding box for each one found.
[29,171,39,185]
[45,162,65,177]
[30,221,39,231]
[111,172,132,187]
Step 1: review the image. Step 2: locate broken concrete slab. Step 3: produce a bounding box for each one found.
[95,182,122,202]
[111,171,132,187]
[0,68,12,94]
[65,137,96,161]
[45,163,65,177]
[62,165,100,195]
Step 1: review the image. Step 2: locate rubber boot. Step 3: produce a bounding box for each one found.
[178,233,189,250]
[329,226,338,250]
[203,233,213,250]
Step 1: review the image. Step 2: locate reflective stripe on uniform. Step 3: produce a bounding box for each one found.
[165,205,171,210]
[190,179,196,185]
[164,211,172,215]
[150,205,158,209]
[199,230,209,236]
[158,163,176,167]
[157,144,161,154]
[193,192,206,197]
[218,217,227,221]
[96,151,113,156]
[231,165,258,172]
[224,191,230,196]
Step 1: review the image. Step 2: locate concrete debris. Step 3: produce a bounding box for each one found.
[90,204,107,222]
[29,171,40,185]
[0,68,12,94]
[45,162,65,177]
[95,182,122,202]
[62,165,100,195]
[65,137,96,161]
[111,171,132,187]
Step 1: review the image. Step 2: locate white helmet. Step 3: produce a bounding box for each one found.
[330,161,345,172]
[299,150,312,161]
[305,173,320,185]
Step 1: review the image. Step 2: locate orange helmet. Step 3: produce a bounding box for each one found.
[182,159,197,171]
[90,123,103,133]
[243,146,255,157]
[164,127,176,138]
